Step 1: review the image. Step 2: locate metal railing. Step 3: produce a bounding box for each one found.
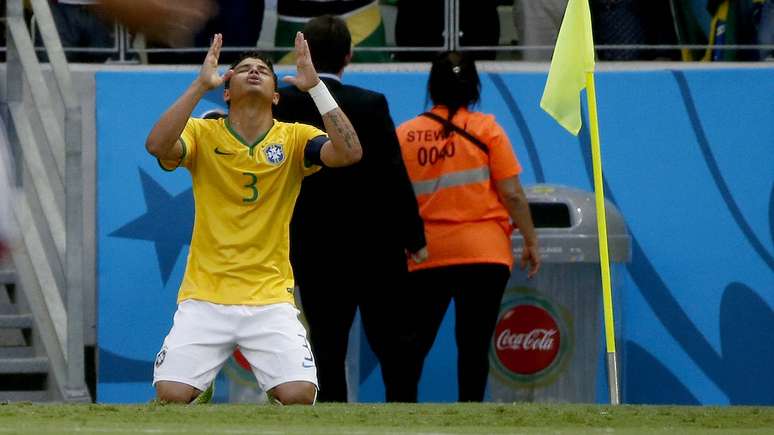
[2,0,89,402]
[3,0,771,63]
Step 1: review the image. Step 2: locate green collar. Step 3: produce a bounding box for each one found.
[225,117,274,152]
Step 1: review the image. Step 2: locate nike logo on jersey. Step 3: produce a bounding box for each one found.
[214,147,234,155]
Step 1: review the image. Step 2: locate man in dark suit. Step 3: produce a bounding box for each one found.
[274,15,427,403]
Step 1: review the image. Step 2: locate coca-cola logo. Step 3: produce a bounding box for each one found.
[496,328,557,352]
[493,304,561,375]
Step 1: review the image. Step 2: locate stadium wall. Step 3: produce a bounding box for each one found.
[94,66,773,405]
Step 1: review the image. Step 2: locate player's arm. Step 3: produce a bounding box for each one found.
[496,176,540,278]
[317,108,362,167]
[145,33,233,161]
[282,32,362,167]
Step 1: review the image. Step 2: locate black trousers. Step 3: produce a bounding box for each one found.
[408,263,511,402]
[298,263,417,402]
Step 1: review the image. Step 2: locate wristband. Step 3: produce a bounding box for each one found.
[308,80,338,115]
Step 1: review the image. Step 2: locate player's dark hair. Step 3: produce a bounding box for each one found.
[302,15,351,74]
[427,51,481,135]
[224,51,278,91]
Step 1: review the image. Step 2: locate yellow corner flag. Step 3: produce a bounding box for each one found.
[539,0,595,135]
[541,0,622,405]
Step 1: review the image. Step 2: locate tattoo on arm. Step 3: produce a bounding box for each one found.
[324,109,357,151]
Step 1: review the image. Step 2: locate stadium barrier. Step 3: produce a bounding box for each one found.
[94,64,773,405]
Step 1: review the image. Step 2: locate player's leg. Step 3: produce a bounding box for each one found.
[268,381,318,405]
[452,263,510,402]
[153,300,236,403]
[154,381,200,404]
[237,302,319,405]
[154,380,213,404]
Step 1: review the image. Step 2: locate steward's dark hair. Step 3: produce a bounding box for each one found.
[427,51,481,134]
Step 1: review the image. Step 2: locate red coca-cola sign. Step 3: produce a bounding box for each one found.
[493,304,561,375]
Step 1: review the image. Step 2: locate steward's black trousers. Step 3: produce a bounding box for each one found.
[407,263,511,402]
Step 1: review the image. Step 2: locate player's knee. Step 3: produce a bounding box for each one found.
[155,381,196,403]
[271,381,317,405]
[279,388,316,405]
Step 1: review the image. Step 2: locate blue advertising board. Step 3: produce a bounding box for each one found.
[97,67,774,404]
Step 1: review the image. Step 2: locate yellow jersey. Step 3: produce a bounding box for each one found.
[160,117,324,306]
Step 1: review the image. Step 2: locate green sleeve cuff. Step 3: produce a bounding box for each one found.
[156,138,188,171]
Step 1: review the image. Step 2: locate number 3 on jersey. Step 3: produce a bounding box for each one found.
[242,172,259,203]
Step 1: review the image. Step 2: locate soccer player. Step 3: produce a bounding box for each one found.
[144,32,362,405]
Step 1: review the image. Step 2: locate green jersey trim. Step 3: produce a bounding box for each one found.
[156,138,188,172]
[225,117,275,156]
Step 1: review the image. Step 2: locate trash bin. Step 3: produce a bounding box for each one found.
[488,184,631,403]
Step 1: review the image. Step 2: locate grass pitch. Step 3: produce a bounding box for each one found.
[1,402,773,434]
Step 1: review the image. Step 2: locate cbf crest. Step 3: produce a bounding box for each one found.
[263,143,286,165]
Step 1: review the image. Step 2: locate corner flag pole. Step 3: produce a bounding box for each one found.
[585,72,619,405]
[539,0,620,405]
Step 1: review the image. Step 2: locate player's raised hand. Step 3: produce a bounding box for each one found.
[282,32,320,92]
[197,34,233,91]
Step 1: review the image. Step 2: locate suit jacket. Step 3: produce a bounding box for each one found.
[274,77,425,282]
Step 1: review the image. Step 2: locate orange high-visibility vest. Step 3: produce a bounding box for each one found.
[397,106,522,272]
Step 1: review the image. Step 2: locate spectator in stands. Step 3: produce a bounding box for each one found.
[590,0,649,60]
[759,0,774,60]
[590,0,681,60]
[93,0,217,47]
[394,0,500,61]
[274,15,427,403]
[703,0,761,61]
[274,0,389,63]
[146,0,264,64]
[48,0,115,62]
[396,51,540,402]
[41,0,217,62]
[511,0,568,61]
[669,0,768,61]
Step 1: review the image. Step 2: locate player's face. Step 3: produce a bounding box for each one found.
[226,58,278,105]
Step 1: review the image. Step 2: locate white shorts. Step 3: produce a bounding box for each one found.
[152,299,318,392]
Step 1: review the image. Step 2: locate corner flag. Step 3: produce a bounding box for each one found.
[540,0,622,405]
[540,0,595,135]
